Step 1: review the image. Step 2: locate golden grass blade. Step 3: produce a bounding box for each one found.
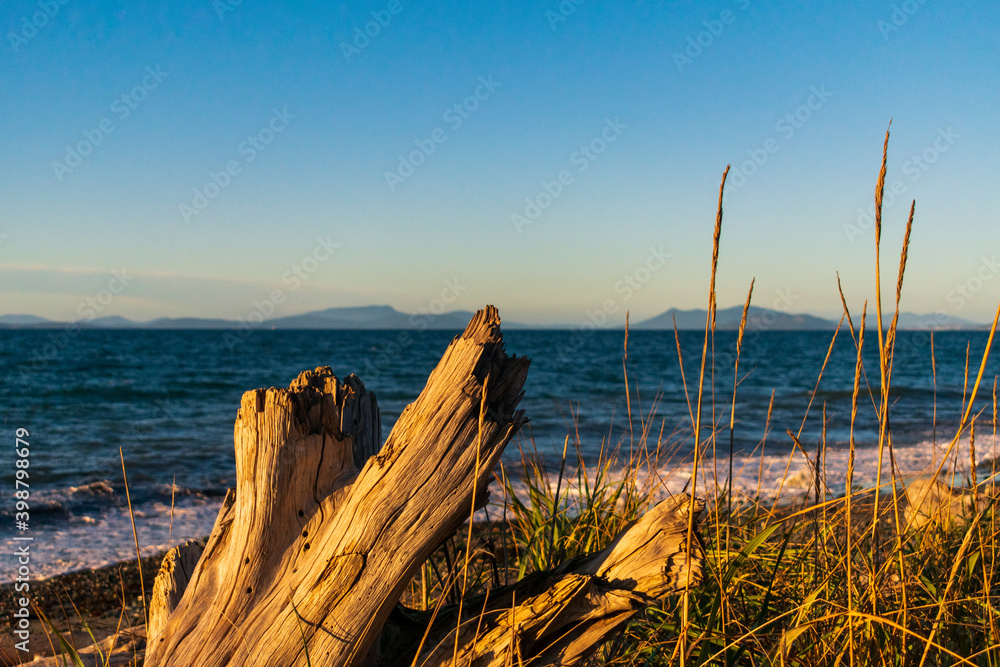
[119,447,147,629]
[624,311,633,447]
[994,375,998,439]
[847,300,867,666]
[727,279,754,554]
[755,389,775,503]
[796,313,844,441]
[455,374,490,666]
[875,122,890,250]
[837,271,857,342]
[871,126,891,563]
[895,201,914,306]
[932,330,938,457]
[673,313,695,430]
[168,474,176,546]
[682,163,729,666]
[917,505,988,667]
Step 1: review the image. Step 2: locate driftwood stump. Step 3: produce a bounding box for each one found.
[144,307,704,667]
[904,477,994,532]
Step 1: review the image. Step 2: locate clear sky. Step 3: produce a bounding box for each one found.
[2,1,998,326]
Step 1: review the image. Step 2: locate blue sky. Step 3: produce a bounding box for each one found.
[1,0,998,325]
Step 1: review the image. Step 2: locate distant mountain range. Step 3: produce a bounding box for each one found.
[634,306,836,331]
[0,305,987,331]
[632,306,984,331]
[0,306,496,330]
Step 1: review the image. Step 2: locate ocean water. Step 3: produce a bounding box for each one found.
[2,327,998,577]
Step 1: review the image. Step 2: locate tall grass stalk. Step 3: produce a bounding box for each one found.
[932,331,938,457]
[680,164,730,665]
[119,447,147,629]
[728,279,754,557]
[847,301,867,666]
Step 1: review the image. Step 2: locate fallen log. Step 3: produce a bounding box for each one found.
[28,627,146,667]
[378,493,704,666]
[903,476,995,532]
[144,306,704,667]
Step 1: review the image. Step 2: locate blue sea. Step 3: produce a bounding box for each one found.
[2,328,998,577]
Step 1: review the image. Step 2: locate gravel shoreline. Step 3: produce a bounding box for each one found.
[1,552,165,623]
[1,551,167,665]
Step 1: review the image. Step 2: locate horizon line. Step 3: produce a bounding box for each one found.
[0,303,988,330]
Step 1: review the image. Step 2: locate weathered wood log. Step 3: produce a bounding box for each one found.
[147,538,205,643]
[144,306,704,667]
[381,493,704,666]
[903,477,994,532]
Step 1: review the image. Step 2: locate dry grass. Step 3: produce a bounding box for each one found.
[411,129,1000,666]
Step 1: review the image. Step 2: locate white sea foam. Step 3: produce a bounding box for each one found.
[488,434,1000,519]
[11,435,999,579]
[685,433,1000,503]
[5,494,222,580]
